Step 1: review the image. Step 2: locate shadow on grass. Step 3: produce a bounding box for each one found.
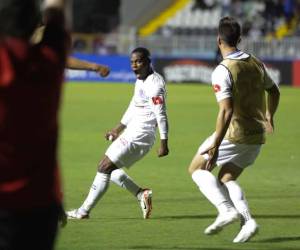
[255,214,300,219]
[255,236,300,243]
[128,244,300,250]
[128,246,238,250]
[153,214,300,220]
[153,214,215,220]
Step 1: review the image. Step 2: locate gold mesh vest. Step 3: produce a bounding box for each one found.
[221,55,267,144]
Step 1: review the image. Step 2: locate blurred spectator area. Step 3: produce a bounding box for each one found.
[73,0,120,33]
[156,0,300,39]
[71,0,300,37]
[70,0,300,59]
[71,0,175,54]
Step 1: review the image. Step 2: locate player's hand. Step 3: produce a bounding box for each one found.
[105,123,126,141]
[201,146,218,171]
[265,117,274,134]
[105,130,118,141]
[94,65,110,77]
[158,146,169,157]
[158,139,169,157]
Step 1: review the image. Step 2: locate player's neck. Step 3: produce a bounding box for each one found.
[140,67,153,80]
[220,47,239,59]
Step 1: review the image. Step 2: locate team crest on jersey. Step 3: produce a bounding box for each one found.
[213,84,221,92]
[139,89,146,98]
[152,96,163,105]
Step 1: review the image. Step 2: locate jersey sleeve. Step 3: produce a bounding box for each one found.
[211,65,232,102]
[263,64,277,89]
[149,78,169,140]
[120,97,135,126]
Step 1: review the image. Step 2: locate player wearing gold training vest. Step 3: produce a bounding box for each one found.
[188,17,280,243]
[221,54,275,145]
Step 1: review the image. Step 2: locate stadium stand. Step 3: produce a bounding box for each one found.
[154,0,300,39]
[70,0,300,60]
[73,0,120,33]
[67,0,300,87]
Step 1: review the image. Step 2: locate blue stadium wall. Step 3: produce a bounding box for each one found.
[66,54,300,87]
[66,54,136,83]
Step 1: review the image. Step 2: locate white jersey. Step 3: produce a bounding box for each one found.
[120,72,168,139]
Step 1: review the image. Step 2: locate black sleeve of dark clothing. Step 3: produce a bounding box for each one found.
[41,8,70,63]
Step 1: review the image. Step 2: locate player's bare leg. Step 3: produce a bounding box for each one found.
[188,154,238,235]
[219,163,259,243]
[67,156,117,219]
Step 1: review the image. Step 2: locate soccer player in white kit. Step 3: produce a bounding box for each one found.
[67,47,169,220]
[188,17,280,243]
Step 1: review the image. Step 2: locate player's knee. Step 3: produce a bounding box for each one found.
[218,173,235,184]
[188,164,197,175]
[188,159,207,175]
[98,164,114,174]
[218,163,243,183]
[98,157,116,174]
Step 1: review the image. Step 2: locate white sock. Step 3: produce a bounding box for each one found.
[224,180,252,222]
[110,168,141,197]
[192,169,233,214]
[136,190,144,201]
[79,172,110,214]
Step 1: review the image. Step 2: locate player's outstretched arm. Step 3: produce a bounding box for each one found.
[67,57,110,77]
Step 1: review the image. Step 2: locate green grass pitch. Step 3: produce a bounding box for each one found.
[57,82,300,250]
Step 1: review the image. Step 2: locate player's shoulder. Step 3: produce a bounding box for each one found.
[149,71,166,86]
[249,54,264,67]
[212,64,229,78]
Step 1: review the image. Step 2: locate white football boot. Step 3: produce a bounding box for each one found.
[233,219,259,243]
[204,208,239,235]
[66,209,89,219]
[138,189,152,219]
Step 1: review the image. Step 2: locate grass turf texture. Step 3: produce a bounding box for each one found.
[57,83,300,250]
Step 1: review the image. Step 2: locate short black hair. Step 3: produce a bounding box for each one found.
[0,0,39,39]
[131,47,151,63]
[218,16,241,47]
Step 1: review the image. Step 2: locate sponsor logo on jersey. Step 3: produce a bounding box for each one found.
[152,96,163,105]
[213,84,221,92]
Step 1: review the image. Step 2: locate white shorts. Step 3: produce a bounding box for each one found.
[197,133,262,168]
[105,129,155,168]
